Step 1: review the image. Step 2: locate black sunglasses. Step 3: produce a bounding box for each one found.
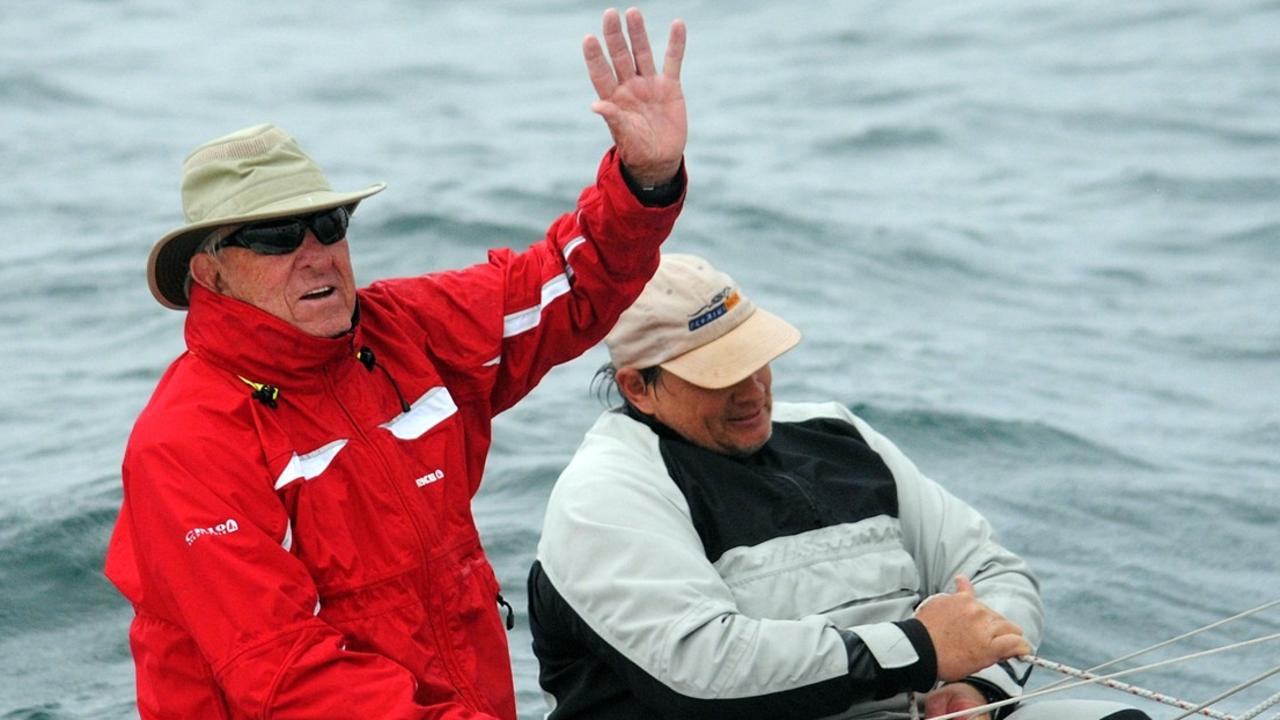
[216,206,351,255]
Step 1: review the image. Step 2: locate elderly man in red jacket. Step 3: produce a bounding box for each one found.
[104,8,686,719]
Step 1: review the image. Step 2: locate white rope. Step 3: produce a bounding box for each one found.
[1238,689,1280,720]
[1026,656,1235,720]
[926,633,1280,720]
[1176,668,1280,720]
[1038,598,1280,693]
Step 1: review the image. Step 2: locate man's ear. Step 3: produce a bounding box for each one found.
[189,252,220,293]
[616,367,656,414]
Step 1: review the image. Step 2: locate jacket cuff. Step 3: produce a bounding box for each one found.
[843,619,937,695]
[965,659,1029,718]
[968,659,1028,700]
[620,158,687,207]
[889,618,937,692]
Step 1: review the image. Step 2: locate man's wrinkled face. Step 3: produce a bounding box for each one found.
[193,231,358,337]
[634,365,774,456]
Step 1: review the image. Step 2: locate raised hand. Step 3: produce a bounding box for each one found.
[583,7,687,187]
[915,576,1031,682]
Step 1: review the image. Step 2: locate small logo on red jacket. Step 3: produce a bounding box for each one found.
[415,469,445,487]
[185,519,240,546]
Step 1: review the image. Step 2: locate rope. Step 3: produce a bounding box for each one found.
[1038,599,1280,693]
[1027,657,1235,720]
[926,633,1280,720]
[1170,666,1280,720]
[1238,690,1280,720]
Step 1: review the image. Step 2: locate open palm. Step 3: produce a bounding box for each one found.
[583,8,687,187]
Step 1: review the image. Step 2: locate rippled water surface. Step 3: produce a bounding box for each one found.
[1,1,1277,717]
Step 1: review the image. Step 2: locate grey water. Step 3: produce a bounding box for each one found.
[1,1,1277,717]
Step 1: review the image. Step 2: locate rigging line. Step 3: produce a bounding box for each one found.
[927,634,1280,720]
[1023,657,1235,720]
[1239,689,1280,720]
[1037,598,1280,692]
[1168,664,1280,720]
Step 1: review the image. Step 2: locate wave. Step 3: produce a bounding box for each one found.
[814,125,946,153]
[848,402,1154,471]
[1018,3,1207,40]
[1084,170,1280,204]
[375,211,538,245]
[0,72,97,110]
[693,202,991,270]
[1217,222,1280,259]
[1069,109,1278,147]
[0,491,124,639]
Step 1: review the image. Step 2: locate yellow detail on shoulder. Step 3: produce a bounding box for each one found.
[238,376,279,401]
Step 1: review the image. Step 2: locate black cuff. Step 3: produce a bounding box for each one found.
[962,677,1016,720]
[620,161,685,207]
[885,618,938,693]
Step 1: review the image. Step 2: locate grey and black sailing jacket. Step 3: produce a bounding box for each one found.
[528,401,1042,719]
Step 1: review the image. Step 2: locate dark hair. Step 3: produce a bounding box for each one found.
[591,363,663,412]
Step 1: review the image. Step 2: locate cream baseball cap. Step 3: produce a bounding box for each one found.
[605,253,801,389]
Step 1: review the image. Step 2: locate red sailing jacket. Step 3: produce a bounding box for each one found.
[104,149,683,719]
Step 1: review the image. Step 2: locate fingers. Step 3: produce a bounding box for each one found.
[989,617,1021,637]
[584,8,685,97]
[924,683,991,719]
[662,18,686,80]
[583,9,630,100]
[917,589,1030,680]
[582,35,618,100]
[590,99,622,130]
[988,613,1030,659]
[625,8,657,77]
[991,631,1032,659]
[602,8,636,83]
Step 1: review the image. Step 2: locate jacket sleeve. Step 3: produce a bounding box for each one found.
[838,405,1044,701]
[370,147,684,415]
[531,415,937,719]
[115,429,498,720]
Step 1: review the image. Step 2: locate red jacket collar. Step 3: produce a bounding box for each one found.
[184,283,361,387]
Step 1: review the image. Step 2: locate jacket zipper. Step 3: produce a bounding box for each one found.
[320,365,489,711]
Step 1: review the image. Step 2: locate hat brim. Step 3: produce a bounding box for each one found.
[660,308,801,389]
[147,183,386,310]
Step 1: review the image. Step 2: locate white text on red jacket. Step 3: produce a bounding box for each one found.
[185,519,240,546]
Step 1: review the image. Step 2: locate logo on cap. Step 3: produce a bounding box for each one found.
[687,287,741,331]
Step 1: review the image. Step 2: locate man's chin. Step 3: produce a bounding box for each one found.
[725,429,772,457]
[293,317,353,338]
[293,304,356,338]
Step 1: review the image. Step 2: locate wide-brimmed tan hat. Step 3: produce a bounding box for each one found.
[147,123,386,309]
[605,253,801,389]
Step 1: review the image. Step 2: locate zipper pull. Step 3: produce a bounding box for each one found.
[496,592,515,630]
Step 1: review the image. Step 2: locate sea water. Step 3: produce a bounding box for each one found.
[1,1,1277,717]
